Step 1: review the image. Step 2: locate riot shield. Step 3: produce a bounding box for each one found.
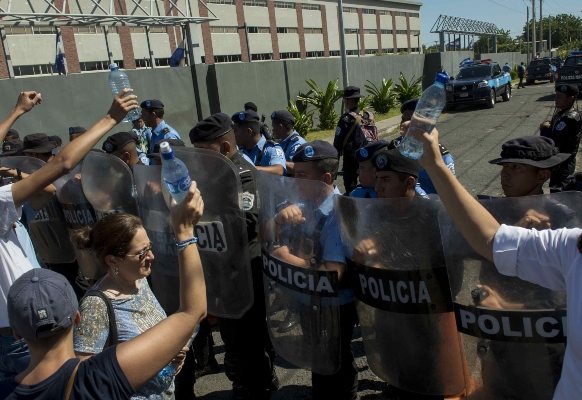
[136,147,254,318]
[1,156,77,264]
[335,195,465,395]
[55,163,101,279]
[81,151,139,218]
[257,172,341,375]
[440,192,578,399]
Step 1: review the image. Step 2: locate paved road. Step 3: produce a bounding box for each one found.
[194,82,559,399]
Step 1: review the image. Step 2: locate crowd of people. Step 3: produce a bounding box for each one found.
[0,77,580,400]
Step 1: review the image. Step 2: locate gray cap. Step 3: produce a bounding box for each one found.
[8,269,78,340]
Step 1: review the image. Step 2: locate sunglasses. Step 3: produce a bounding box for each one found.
[125,243,153,261]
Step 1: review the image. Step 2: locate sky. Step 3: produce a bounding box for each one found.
[420,0,582,46]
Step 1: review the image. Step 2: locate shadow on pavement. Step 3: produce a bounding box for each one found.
[535,93,556,102]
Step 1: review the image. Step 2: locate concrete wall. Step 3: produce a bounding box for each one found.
[422,51,474,89]
[480,52,528,67]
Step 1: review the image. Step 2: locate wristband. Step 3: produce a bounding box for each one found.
[175,237,198,252]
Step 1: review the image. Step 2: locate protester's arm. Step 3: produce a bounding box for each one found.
[0,91,42,144]
[406,122,500,261]
[11,89,138,209]
[116,183,206,390]
[0,169,55,210]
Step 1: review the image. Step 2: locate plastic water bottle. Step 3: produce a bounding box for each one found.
[108,63,141,123]
[399,73,449,159]
[160,142,191,203]
[158,364,178,378]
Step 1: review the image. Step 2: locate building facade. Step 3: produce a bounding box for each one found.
[0,0,421,78]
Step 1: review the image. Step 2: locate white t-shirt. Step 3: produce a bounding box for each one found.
[0,185,35,327]
[494,224,582,400]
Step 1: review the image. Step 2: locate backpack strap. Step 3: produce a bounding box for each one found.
[255,139,277,166]
[342,114,362,150]
[63,362,80,400]
[82,289,119,348]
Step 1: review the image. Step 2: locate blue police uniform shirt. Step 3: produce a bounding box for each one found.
[150,120,181,150]
[279,131,307,162]
[349,186,378,198]
[503,64,511,73]
[241,135,287,174]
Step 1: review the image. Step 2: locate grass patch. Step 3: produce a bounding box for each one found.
[304,107,402,142]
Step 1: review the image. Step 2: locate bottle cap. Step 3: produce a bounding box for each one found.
[110,63,118,70]
[435,73,449,84]
[159,141,174,160]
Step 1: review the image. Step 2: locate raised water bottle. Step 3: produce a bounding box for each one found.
[160,142,191,204]
[108,63,141,123]
[399,73,448,159]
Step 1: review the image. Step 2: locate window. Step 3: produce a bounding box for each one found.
[395,30,407,34]
[362,8,376,14]
[149,27,166,33]
[397,48,408,52]
[277,27,298,33]
[210,26,238,33]
[379,10,391,15]
[382,48,394,53]
[280,52,300,59]
[13,64,58,77]
[380,29,393,34]
[410,48,420,53]
[363,29,377,35]
[304,28,322,34]
[410,13,419,18]
[252,53,273,60]
[329,50,340,57]
[136,59,151,68]
[410,30,420,35]
[80,60,124,71]
[346,50,359,56]
[247,26,271,33]
[302,4,320,10]
[344,28,358,34]
[395,11,407,17]
[243,0,267,6]
[208,0,235,4]
[365,49,377,55]
[274,1,295,8]
[306,51,324,58]
[343,7,357,13]
[32,26,56,35]
[131,27,146,33]
[215,54,243,63]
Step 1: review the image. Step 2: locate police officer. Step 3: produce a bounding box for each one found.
[503,62,511,73]
[389,98,455,194]
[22,133,55,163]
[271,109,306,176]
[190,113,278,400]
[68,126,87,142]
[233,110,287,176]
[517,62,526,88]
[349,140,390,198]
[333,86,367,194]
[245,101,274,141]
[140,99,181,151]
[540,83,582,189]
[102,131,140,170]
[4,129,19,142]
[1,139,23,157]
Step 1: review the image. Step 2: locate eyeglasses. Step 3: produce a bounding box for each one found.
[125,243,153,261]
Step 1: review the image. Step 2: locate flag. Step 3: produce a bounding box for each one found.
[169,40,185,67]
[469,37,475,50]
[55,29,66,75]
[459,57,471,68]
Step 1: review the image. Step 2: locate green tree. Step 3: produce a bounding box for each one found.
[394,73,423,104]
[521,14,582,50]
[286,100,313,138]
[364,79,397,114]
[297,79,343,130]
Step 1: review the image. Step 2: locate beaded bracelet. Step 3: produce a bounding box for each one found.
[175,237,198,252]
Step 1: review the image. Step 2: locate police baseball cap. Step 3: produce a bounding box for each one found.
[69,126,86,136]
[271,110,295,126]
[231,110,260,124]
[22,133,55,154]
[555,83,579,97]
[244,102,258,112]
[102,131,137,154]
[292,140,338,162]
[149,139,186,157]
[489,136,570,168]
[140,99,165,109]
[355,140,390,162]
[190,113,233,143]
[372,148,420,178]
[400,98,419,114]
[2,139,24,156]
[7,129,19,139]
[343,86,365,99]
[48,135,62,147]
[8,269,79,340]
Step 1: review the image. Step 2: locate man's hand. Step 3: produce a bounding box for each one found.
[107,88,139,124]
[515,209,551,230]
[14,91,42,114]
[275,205,305,226]
[353,238,379,265]
[400,120,444,170]
[477,285,524,310]
[169,182,204,241]
[170,347,189,376]
[540,121,551,131]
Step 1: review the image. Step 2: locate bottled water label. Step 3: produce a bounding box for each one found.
[164,175,191,194]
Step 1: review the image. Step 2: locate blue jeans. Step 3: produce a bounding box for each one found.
[0,335,30,380]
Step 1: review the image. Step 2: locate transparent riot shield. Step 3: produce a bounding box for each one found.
[335,195,465,395]
[440,192,578,399]
[257,172,341,375]
[81,151,139,218]
[55,163,101,279]
[1,156,77,264]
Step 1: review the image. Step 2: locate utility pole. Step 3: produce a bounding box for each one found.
[548,16,552,54]
[526,6,530,62]
[539,0,543,52]
[337,0,349,87]
[531,0,536,58]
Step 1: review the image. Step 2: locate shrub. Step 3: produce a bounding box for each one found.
[364,78,397,114]
[286,100,313,138]
[394,73,423,104]
[297,79,344,130]
[358,96,373,112]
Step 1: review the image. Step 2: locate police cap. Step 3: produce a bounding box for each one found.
[556,83,579,97]
[355,140,390,162]
[48,135,62,146]
[244,102,258,112]
[68,126,86,136]
[140,99,165,109]
[271,110,295,126]
[190,113,233,143]
[102,131,137,154]
[2,139,24,156]
[372,148,420,178]
[488,136,570,168]
[7,129,19,139]
[292,140,338,162]
[231,110,260,124]
[343,86,365,99]
[400,98,419,114]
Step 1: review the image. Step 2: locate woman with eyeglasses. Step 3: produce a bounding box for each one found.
[71,213,187,400]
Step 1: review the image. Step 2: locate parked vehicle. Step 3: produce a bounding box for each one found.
[555,51,582,93]
[526,57,556,84]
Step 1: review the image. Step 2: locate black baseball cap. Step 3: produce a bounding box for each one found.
[244,102,258,112]
[69,126,86,136]
[231,110,260,123]
[48,135,62,146]
[141,99,165,109]
[556,84,579,97]
[373,148,420,178]
[2,139,24,156]
[102,131,137,154]
[489,136,570,168]
[190,113,232,143]
[271,110,296,126]
[22,133,55,154]
[355,140,390,162]
[6,129,19,139]
[292,140,338,162]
